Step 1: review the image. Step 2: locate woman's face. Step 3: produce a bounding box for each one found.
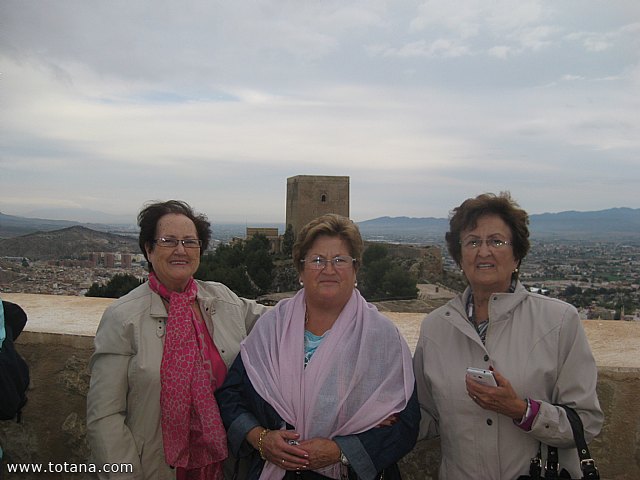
[459,214,519,295]
[300,234,356,309]
[145,213,201,292]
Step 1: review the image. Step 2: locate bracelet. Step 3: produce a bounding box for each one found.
[257,428,270,460]
[518,398,532,424]
[514,397,541,431]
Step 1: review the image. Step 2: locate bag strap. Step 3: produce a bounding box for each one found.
[556,405,600,480]
[526,443,544,480]
[526,405,600,480]
[544,445,560,479]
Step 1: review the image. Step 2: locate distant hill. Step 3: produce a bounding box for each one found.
[0,212,81,238]
[0,211,137,239]
[0,212,275,242]
[529,207,640,237]
[0,226,139,260]
[358,208,640,242]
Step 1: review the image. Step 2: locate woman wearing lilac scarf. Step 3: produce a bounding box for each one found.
[217,214,419,480]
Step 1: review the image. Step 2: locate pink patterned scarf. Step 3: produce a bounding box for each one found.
[148,273,228,480]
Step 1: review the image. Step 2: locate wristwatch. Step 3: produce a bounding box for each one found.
[339,451,350,466]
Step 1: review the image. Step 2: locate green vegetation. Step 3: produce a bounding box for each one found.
[83,236,428,303]
[561,284,639,313]
[195,233,274,298]
[358,244,418,301]
[282,224,294,257]
[85,273,144,298]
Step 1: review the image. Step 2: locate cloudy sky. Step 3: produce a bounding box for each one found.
[1,1,639,224]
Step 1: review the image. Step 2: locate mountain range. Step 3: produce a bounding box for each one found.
[1,207,639,246]
[357,207,640,241]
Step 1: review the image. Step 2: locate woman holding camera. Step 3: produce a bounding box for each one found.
[413,192,603,479]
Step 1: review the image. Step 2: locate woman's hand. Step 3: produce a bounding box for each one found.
[297,438,341,471]
[466,369,528,420]
[377,414,398,427]
[248,427,310,470]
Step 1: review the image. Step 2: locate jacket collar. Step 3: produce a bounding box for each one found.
[148,279,219,319]
[442,281,529,343]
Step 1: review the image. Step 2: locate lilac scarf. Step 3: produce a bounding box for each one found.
[241,289,414,479]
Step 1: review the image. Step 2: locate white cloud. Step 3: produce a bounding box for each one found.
[515,25,558,51]
[566,21,640,53]
[372,38,470,58]
[1,0,639,222]
[410,0,549,43]
[487,45,516,59]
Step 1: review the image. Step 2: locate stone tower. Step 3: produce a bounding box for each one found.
[285,175,350,238]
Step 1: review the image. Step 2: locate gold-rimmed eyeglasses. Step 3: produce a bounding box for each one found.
[301,255,356,270]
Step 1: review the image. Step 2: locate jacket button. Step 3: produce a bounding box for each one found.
[445,311,450,316]
[486,419,493,426]
[484,354,489,362]
[493,296,498,301]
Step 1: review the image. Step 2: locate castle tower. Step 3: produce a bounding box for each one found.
[285,175,350,238]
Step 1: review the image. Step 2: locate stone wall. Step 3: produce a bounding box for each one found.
[1,332,94,479]
[3,332,639,480]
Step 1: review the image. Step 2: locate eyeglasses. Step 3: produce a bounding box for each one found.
[301,255,356,270]
[460,238,513,250]
[153,237,202,249]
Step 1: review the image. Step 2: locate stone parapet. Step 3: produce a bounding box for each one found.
[1,293,638,479]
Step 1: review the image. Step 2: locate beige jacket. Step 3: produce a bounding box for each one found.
[413,282,603,479]
[86,281,268,480]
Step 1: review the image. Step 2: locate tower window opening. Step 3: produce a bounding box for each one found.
[321,194,327,203]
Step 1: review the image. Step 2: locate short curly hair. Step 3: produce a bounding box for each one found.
[445,192,530,271]
[137,200,211,273]
[292,214,363,274]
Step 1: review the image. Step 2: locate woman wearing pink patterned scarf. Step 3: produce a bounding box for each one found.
[216,214,419,480]
[87,200,267,480]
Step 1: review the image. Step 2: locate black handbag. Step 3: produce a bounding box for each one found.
[0,301,30,422]
[283,471,333,479]
[517,405,599,480]
[283,468,387,479]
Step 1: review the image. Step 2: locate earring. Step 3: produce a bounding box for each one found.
[354,281,358,287]
[460,269,464,274]
[299,280,304,286]
[513,268,519,273]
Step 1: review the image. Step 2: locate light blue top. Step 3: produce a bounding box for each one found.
[303,328,328,368]
[0,299,6,348]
